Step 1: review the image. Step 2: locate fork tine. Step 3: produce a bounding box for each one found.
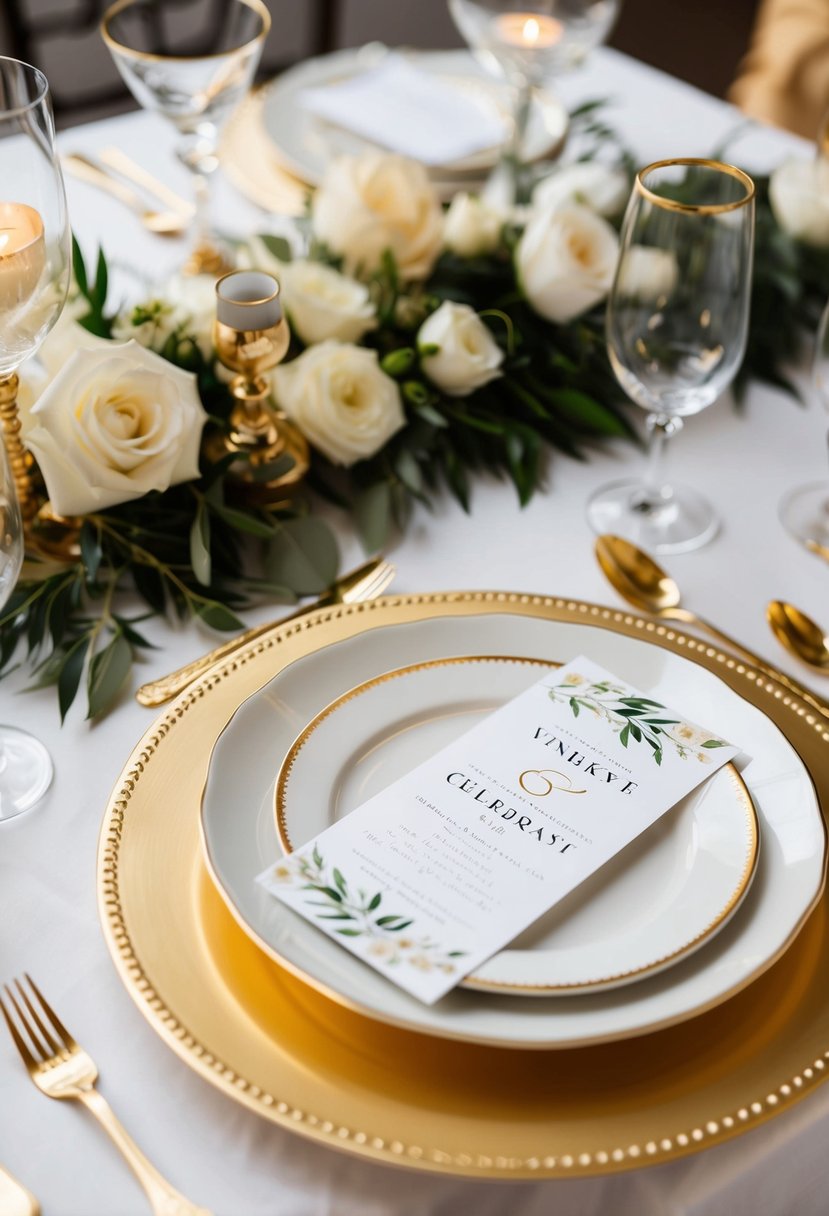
[2,984,49,1062]
[15,978,62,1056]
[24,974,77,1051]
[0,990,37,1070]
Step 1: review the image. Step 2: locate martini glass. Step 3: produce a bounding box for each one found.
[101,0,270,274]
[0,57,71,818]
[448,0,619,204]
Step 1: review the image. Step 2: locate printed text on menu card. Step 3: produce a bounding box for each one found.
[258,656,740,1003]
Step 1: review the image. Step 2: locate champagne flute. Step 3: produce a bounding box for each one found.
[779,295,829,553]
[587,158,755,554]
[448,0,619,204]
[0,57,70,819]
[101,0,269,276]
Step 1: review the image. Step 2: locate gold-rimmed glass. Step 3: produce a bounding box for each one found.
[0,57,70,819]
[587,157,756,554]
[101,0,270,273]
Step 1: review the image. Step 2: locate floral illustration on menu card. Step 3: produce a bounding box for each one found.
[546,673,727,766]
[270,847,465,973]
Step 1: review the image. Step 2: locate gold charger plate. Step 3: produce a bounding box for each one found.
[98,593,829,1179]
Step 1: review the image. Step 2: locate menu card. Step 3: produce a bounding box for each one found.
[258,657,739,1004]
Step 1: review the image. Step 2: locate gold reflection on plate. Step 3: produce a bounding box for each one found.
[98,592,829,1178]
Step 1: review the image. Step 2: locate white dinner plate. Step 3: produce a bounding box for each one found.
[275,656,759,995]
[261,47,568,193]
[200,612,826,1049]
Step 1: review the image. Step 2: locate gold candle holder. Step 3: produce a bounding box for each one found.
[205,270,309,503]
[0,371,38,524]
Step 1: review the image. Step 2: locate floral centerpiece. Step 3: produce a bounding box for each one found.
[2,113,828,719]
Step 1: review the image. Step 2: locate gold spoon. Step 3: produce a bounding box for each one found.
[595,534,829,720]
[767,601,829,672]
[62,154,188,236]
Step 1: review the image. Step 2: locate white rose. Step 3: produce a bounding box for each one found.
[418,302,503,397]
[37,309,114,381]
[769,159,829,247]
[532,162,630,219]
[25,340,207,517]
[516,203,619,324]
[443,193,504,257]
[273,341,404,466]
[281,259,376,345]
[312,152,443,280]
[616,246,679,303]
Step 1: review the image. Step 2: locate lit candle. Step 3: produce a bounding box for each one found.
[493,11,563,49]
[0,202,45,311]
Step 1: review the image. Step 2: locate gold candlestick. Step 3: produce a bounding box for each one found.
[0,372,38,524]
[206,270,309,503]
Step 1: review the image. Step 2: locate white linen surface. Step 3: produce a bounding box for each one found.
[1,46,829,1216]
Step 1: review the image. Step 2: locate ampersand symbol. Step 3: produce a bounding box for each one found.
[518,768,587,797]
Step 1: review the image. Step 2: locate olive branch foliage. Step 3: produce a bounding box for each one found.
[1,104,824,720]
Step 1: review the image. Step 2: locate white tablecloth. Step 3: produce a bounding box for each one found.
[2,46,828,1216]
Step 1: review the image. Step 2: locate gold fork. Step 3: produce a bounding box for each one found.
[135,556,396,708]
[1,976,211,1216]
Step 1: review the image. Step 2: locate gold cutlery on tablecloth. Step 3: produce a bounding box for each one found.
[0,975,211,1216]
[767,601,829,672]
[98,146,195,218]
[0,1164,39,1216]
[135,556,396,708]
[595,534,829,718]
[62,153,189,236]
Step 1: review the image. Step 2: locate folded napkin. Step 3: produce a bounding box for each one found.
[300,52,505,166]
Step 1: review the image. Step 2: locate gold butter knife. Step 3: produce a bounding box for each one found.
[135,557,395,708]
[0,1164,39,1216]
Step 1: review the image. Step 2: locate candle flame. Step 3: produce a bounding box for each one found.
[523,16,541,43]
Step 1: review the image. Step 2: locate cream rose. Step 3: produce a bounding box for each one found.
[443,193,504,257]
[769,159,829,247]
[418,302,503,397]
[25,340,207,517]
[273,341,405,466]
[283,260,377,345]
[532,162,630,219]
[516,203,619,324]
[312,152,443,280]
[616,246,679,303]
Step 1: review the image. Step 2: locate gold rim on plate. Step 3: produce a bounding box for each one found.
[273,654,759,995]
[97,592,829,1179]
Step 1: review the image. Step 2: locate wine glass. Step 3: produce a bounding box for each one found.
[448,0,619,204]
[587,158,755,554]
[101,0,270,275]
[779,296,829,554]
[0,57,70,819]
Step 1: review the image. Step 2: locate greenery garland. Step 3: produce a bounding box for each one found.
[1,113,825,720]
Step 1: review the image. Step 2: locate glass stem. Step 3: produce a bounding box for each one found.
[637,413,682,510]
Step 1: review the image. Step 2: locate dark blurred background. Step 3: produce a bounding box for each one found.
[0,0,760,128]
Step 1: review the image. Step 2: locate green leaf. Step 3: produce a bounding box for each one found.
[265,517,339,595]
[259,233,293,262]
[132,564,167,614]
[94,247,108,308]
[394,449,423,495]
[87,633,132,719]
[333,868,348,895]
[336,928,363,937]
[71,234,88,297]
[210,502,277,539]
[196,601,245,632]
[79,521,102,584]
[701,739,726,748]
[546,388,631,437]
[190,499,211,587]
[354,481,393,554]
[569,697,580,717]
[250,453,296,483]
[376,914,405,926]
[368,892,382,911]
[58,634,90,723]
[387,919,413,931]
[619,723,630,748]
